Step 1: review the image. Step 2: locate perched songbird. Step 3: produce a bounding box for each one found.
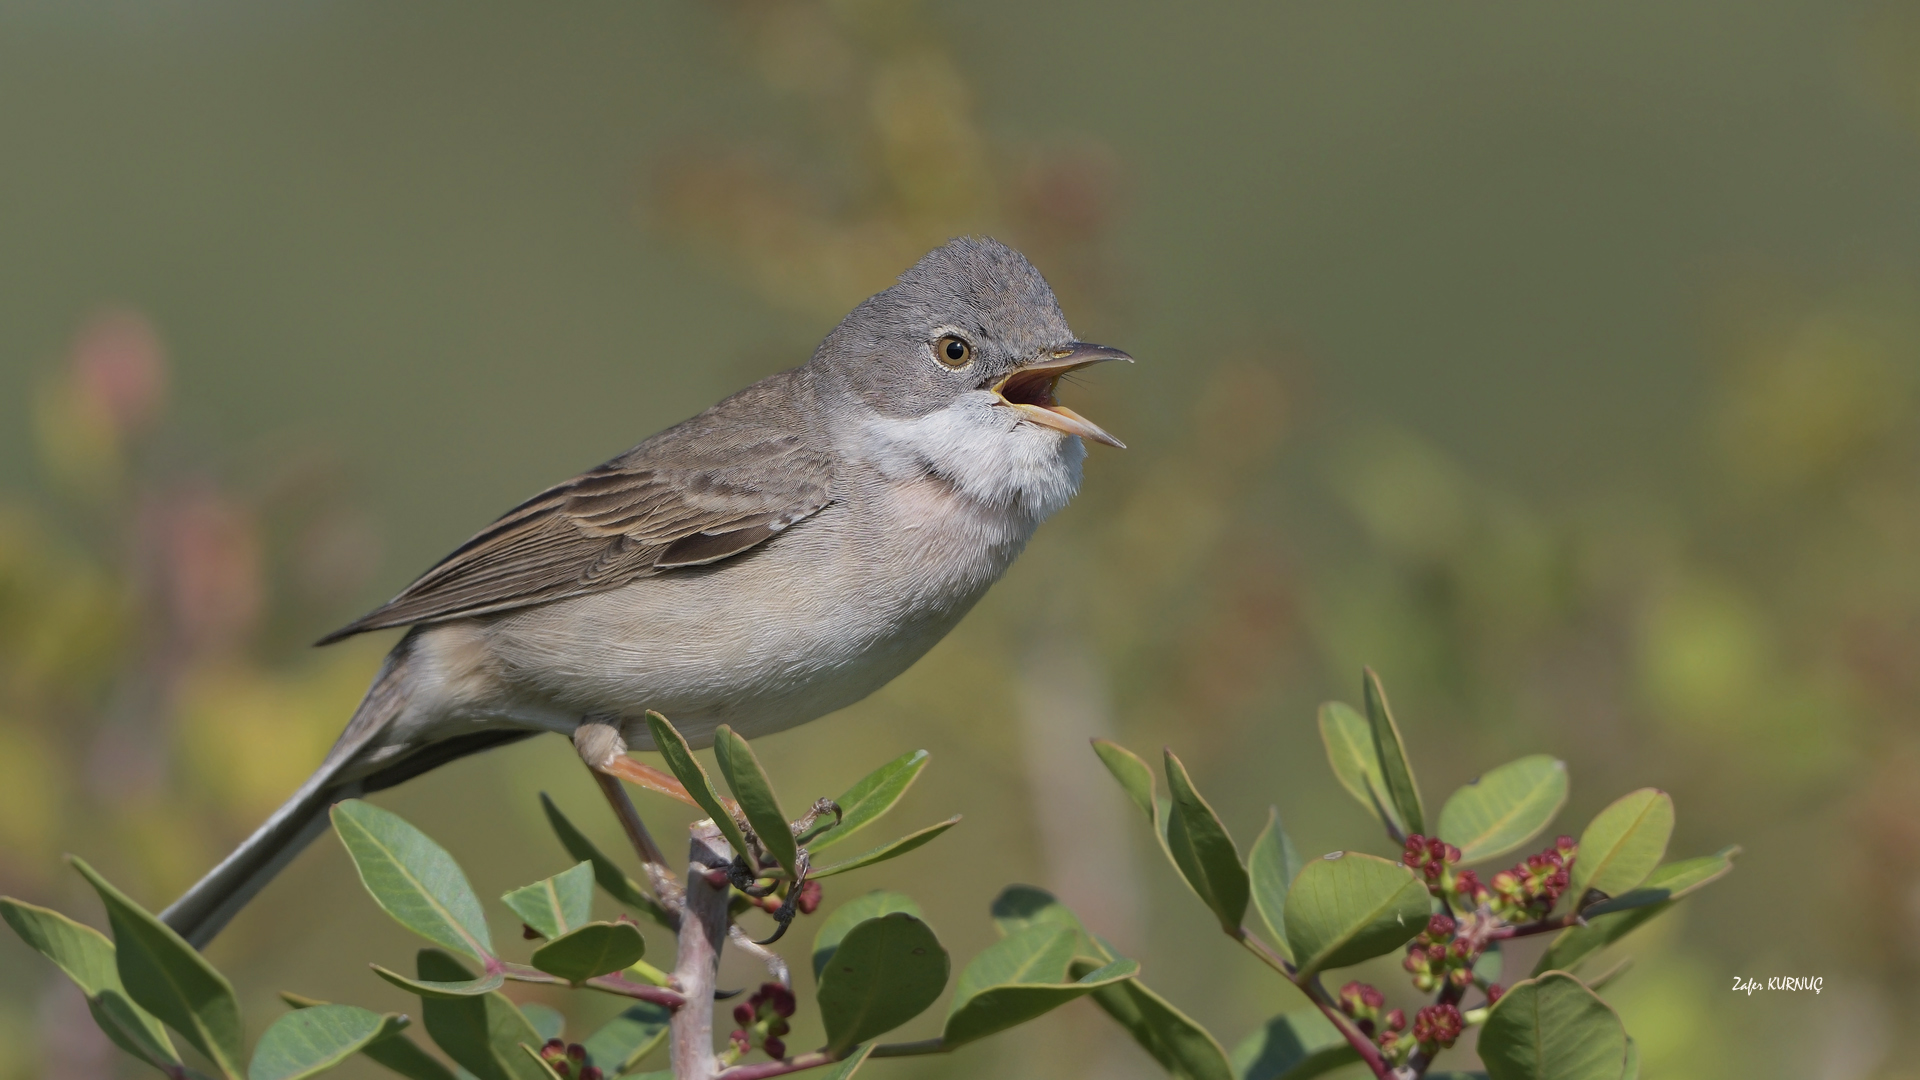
[161,236,1129,946]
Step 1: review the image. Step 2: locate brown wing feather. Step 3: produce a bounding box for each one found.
[318,375,834,643]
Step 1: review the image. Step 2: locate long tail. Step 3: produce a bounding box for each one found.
[159,637,532,948]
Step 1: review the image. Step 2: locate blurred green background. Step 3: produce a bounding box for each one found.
[4,1,1919,1077]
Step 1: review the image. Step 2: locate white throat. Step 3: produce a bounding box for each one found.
[853,391,1086,522]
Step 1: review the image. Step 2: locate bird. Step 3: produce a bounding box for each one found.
[160,236,1130,947]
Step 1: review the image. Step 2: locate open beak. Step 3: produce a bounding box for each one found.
[988,341,1132,449]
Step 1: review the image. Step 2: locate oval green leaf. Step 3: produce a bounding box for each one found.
[415,950,548,1080]
[530,922,646,983]
[1438,755,1569,865]
[643,712,751,860]
[581,1003,671,1077]
[807,816,959,879]
[281,994,454,1080]
[1568,789,1674,907]
[713,725,798,876]
[71,857,246,1079]
[538,793,673,929]
[1230,1009,1360,1080]
[1079,961,1234,1080]
[1363,669,1426,837]
[813,890,923,979]
[1283,851,1429,977]
[1534,846,1739,976]
[942,925,1136,1049]
[373,966,507,999]
[1248,807,1303,961]
[501,862,595,940]
[249,1004,409,1080]
[1480,972,1630,1080]
[2,896,187,1071]
[809,750,929,851]
[1163,750,1249,933]
[331,800,493,962]
[1317,702,1401,836]
[816,913,949,1054]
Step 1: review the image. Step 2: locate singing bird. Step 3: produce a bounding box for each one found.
[161,236,1129,946]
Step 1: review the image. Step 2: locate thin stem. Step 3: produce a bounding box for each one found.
[1234,929,1296,979]
[1298,976,1399,1080]
[500,963,686,1008]
[712,1052,838,1080]
[867,1039,948,1058]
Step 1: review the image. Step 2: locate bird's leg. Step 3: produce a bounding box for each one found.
[752,851,811,946]
[792,797,843,845]
[574,720,681,906]
[597,754,702,808]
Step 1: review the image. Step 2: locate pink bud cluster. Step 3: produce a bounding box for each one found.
[1401,835,1463,895]
[1411,1003,1464,1050]
[1488,836,1577,921]
[538,1039,602,1080]
[1335,981,1407,1055]
[1401,913,1479,993]
[729,982,797,1060]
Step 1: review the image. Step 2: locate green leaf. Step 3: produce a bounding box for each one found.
[1076,960,1233,1080]
[279,994,453,1080]
[816,913,949,1055]
[1317,702,1400,835]
[1092,739,1161,829]
[813,891,924,979]
[1534,847,1739,976]
[1568,789,1674,907]
[1282,851,1429,977]
[414,950,548,1080]
[809,751,929,852]
[71,857,247,1079]
[248,1005,409,1080]
[1622,1037,1641,1080]
[538,794,673,929]
[817,1044,875,1079]
[713,725,799,877]
[2,897,182,1072]
[501,862,595,940]
[643,712,750,859]
[372,966,507,999]
[581,1003,671,1076]
[331,800,493,962]
[807,816,960,879]
[1581,845,1740,917]
[1230,1009,1360,1080]
[1247,808,1302,961]
[1480,972,1630,1080]
[518,1003,564,1044]
[530,922,647,983]
[1438,756,1569,865]
[987,886,1095,952]
[942,925,1137,1049]
[1475,941,1505,987]
[1163,750,1249,932]
[1362,668,1425,837]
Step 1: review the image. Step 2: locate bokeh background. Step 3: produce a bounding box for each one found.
[4,1,1919,1077]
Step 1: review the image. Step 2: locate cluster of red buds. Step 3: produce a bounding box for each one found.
[1487,836,1577,921]
[1401,835,1463,897]
[1401,913,1479,993]
[1335,982,1406,1051]
[537,1039,602,1080]
[1411,1003,1464,1051]
[729,982,797,1060]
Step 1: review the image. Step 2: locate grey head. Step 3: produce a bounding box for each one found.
[810,236,1129,447]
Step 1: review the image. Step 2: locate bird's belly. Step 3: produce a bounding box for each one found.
[467,488,1030,746]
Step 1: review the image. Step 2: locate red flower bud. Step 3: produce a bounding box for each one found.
[581,1070,603,1080]
[567,1044,586,1063]
[1413,1003,1464,1049]
[1486,983,1505,1004]
[764,1037,786,1060]
[796,880,823,915]
[1385,1009,1406,1032]
[1361,985,1385,1009]
[734,1003,754,1026]
[729,1029,750,1053]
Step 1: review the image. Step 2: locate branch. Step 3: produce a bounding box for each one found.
[712,1052,838,1080]
[1298,976,1399,1080]
[672,822,734,1079]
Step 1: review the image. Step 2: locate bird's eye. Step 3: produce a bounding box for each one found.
[934,335,973,368]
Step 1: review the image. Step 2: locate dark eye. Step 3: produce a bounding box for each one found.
[934,335,973,368]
